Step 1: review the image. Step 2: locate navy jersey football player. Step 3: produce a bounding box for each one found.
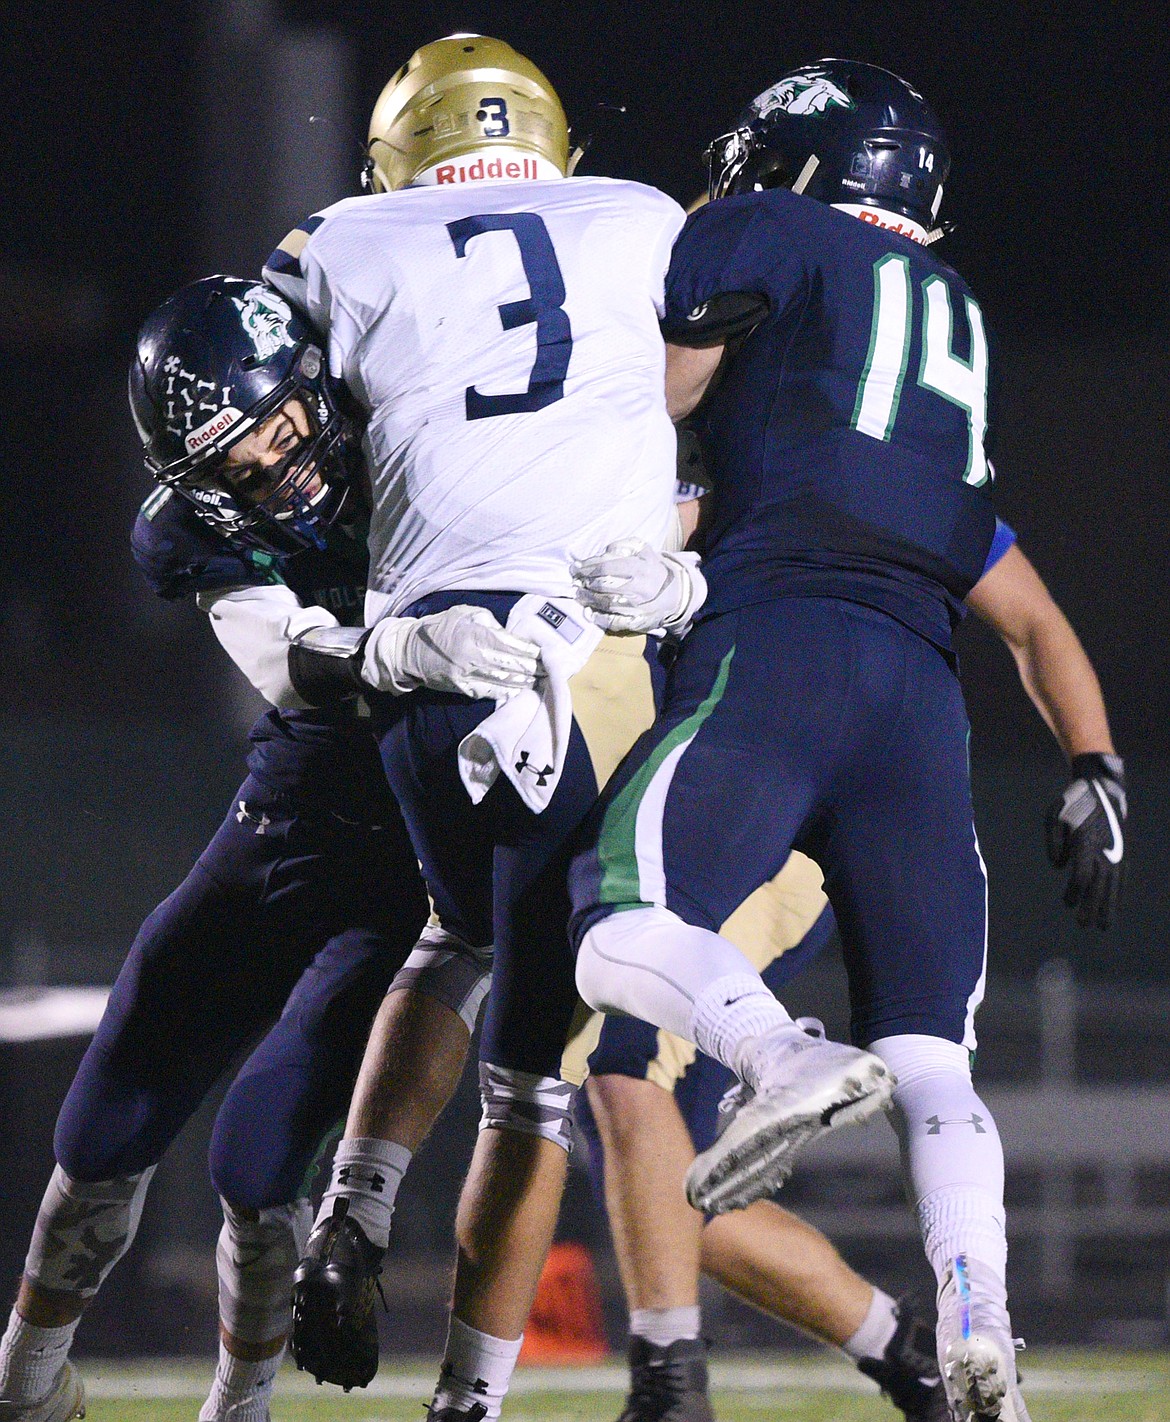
[570,62,1123,1422]
[0,277,540,1422]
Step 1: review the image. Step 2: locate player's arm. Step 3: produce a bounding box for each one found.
[666,343,725,420]
[965,540,1126,929]
[199,584,542,710]
[197,582,339,709]
[966,542,1113,758]
[262,215,328,318]
[572,427,710,633]
[660,198,784,418]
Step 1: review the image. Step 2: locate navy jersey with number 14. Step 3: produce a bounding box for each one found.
[663,187,999,656]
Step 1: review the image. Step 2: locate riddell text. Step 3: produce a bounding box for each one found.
[436,157,539,183]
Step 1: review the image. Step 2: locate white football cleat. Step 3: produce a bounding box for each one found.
[0,1362,85,1422]
[684,1026,895,1213]
[935,1257,1031,1422]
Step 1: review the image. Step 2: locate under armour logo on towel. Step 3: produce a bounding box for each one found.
[515,750,555,785]
[925,1113,986,1135]
[337,1165,387,1192]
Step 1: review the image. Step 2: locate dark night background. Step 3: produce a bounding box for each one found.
[0,0,1167,1359]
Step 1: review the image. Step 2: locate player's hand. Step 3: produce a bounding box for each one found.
[362,606,541,700]
[1045,752,1126,930]
[571,539,707,634]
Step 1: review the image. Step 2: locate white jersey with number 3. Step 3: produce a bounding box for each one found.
[268,177,686,620]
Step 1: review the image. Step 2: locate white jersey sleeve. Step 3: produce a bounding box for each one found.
[279,179,687,620]
[197,582,338,709]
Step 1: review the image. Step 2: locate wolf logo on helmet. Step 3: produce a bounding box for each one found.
[362,33,570,192]
[706,59,950,244]
[231,284,296,362]
[752,69,855,119]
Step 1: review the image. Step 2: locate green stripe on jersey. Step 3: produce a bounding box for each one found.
[595,646,735,910]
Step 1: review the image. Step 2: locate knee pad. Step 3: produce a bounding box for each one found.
[389,925,492,1032]
[25,1164,156,1298]
[216,1197,313,1346]
[478,1062,576,1153]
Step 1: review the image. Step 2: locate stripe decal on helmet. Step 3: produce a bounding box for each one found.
[594,646,735,911]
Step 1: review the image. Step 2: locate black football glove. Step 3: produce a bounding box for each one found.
[1045,752,1126,930]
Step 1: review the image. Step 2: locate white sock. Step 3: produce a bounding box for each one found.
[690,975,796,1081]
[198,1341,283,1422]
[841,1288,899,1364]
[316,1136,412,1250]
[432,1316,523,1422]
[0,1312,79,1405]
[629,1305,701,1349]
[917,1189,1008,1284]
[871,1035,1009,1285]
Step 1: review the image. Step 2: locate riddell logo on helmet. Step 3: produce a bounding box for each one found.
[435,156,541,184]
[858,210,919,237]
[834,203,928,244]
[185,407,243,453]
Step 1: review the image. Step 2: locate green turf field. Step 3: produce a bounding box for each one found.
[71,1350,1170,1421]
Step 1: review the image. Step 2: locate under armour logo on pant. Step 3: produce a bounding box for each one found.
[236,801,271,834]
[337,1165,387,1192]
[925,1113,986,1134]
[515,750,554,785]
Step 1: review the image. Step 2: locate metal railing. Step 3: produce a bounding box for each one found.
[783,959,1170,1305]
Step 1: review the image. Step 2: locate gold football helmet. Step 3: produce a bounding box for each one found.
[364,34,570,192]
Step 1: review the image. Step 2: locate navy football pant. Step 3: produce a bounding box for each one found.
[54,774,429,1209]
[373,592,652,1083]
[571,598,989,1049]
[374,696,592,1081]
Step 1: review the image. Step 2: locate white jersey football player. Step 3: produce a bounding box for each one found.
[267,87,682,622]
[254,34,888,1422]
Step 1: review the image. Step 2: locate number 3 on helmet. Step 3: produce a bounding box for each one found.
[363,34,571,192]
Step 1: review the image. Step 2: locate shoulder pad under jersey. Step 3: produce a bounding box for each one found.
[131,487,284,600]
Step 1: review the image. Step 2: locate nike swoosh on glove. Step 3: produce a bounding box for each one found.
[1045,752,1126,930]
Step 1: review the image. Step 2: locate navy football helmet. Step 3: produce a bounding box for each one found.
[706,60,949,236]
[129,276,361,554]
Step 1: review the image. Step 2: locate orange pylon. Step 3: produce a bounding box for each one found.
[518,1241,610,1364]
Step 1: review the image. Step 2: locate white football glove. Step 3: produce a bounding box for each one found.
[362,605,541,700]
[571,539,707,634]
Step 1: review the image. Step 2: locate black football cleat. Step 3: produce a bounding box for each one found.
[290,1197,386,1391]
[857,1296,951,1422]
[426,1406,488,1422]
[615,1336,716,1422]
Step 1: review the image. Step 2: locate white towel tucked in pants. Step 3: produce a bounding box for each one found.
[457,595,602,814]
